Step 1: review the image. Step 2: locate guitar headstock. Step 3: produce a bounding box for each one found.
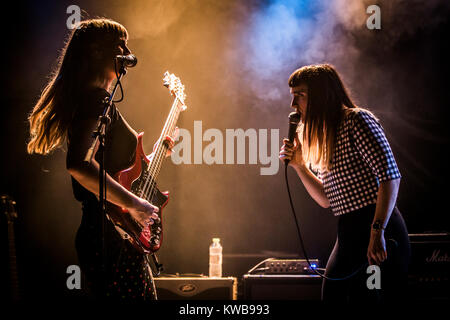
[1,195,18,223]
[163,71,187,111]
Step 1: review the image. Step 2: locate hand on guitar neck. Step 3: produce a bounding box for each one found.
[149,128,178,158]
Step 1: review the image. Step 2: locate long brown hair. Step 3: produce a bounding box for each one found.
[27,18,128,155]
[288,64,358,171]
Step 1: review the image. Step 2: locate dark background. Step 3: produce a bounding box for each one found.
[1,0,449,300]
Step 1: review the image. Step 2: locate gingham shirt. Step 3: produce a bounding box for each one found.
[318,108,401,216]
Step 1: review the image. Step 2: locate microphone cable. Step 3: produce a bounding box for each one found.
[284,164,368,281]
[113,57,125,103]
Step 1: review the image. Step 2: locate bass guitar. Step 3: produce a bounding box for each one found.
[107,71,187,254]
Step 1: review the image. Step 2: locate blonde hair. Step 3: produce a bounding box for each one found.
[27,18,128,154]
[288,64,357,171]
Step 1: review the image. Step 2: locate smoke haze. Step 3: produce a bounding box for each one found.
[2,0,449,299]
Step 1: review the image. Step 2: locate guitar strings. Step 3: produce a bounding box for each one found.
[147,98,180,198]
[141,95,181,203]
[144,78,185,198]
[138,97,176,198]
[144,103,178,206]
[145,98,178,194]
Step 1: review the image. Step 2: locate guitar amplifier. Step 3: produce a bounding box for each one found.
[408,233,450,301]
[154,277,237,300]
[243,274,322,300]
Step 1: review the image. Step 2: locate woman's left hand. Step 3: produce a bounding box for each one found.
[151,127,179,158]
[367,231,387,265]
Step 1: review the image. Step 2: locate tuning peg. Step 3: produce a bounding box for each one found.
[163,71,171,87]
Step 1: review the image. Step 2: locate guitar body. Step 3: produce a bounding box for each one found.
[108,132,169,254]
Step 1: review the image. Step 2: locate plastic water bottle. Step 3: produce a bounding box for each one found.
[209,238,222,278]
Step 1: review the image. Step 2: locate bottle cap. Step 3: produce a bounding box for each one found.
[213,238,220,243]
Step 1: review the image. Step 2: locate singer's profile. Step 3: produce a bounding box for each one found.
[279,64,411,303]
[26,18,174,300]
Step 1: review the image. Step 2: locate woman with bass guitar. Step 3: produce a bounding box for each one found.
[27,18,179,301]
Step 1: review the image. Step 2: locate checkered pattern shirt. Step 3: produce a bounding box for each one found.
[318,108,401,216]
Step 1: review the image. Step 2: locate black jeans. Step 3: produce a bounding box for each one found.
[322,204,410,303]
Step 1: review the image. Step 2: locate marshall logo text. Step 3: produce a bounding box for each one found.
[425,249,450,263]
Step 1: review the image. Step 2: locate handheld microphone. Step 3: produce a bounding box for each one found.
[286,112,301,164]
[115,54,138,68]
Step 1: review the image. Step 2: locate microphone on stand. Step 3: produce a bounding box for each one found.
[285,112,301,165]
[115,54,138,68]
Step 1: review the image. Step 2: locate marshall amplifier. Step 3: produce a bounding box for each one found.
[243,274,322,300]
[408,233,450,301]
[154,277,237,300]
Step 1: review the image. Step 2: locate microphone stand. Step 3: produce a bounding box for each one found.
[84,63,127,292]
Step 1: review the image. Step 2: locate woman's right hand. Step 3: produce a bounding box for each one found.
[279,134,304,168]
[127,196,159,228]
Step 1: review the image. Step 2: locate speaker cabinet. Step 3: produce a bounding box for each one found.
[243,274,322,300]
[408,233,450,301]
[154,277,237,300]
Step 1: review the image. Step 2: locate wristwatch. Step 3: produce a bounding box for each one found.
[372,220,385,231]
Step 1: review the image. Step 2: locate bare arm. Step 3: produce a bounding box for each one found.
[372,178,400,230]
[367,178,401,265]
[292,163,330,208]
[280,136,330,209]
[66,116,158,227]
[67,158,138,210]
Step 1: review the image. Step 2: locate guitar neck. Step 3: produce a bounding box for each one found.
[146,96,183,183]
